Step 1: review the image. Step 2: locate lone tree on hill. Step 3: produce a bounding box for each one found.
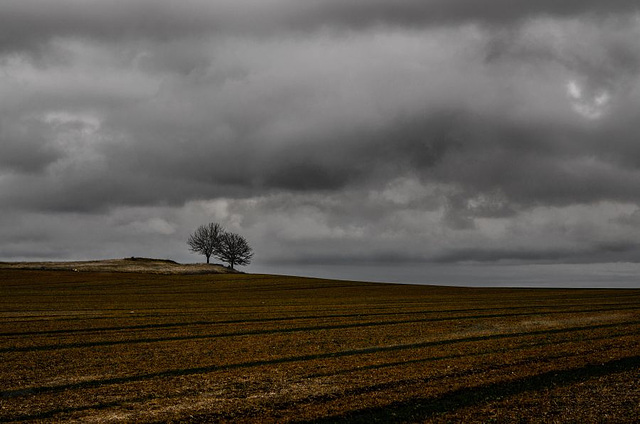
[187,222,223,264]
[216,231,253,270]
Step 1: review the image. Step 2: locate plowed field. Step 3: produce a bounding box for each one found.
[1,270,639,423]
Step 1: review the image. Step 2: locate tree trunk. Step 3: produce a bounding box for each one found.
[206,255,210,264]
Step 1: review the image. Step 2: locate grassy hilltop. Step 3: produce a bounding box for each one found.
[1,265,639,422]
[0,257,235,274]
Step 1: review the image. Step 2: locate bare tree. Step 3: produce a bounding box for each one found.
[216,232,253,270]
[187,223,224,264]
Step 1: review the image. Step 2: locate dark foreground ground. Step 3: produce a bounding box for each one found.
[1,269,639,423]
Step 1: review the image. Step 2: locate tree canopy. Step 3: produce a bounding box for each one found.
[187,223,253,269]
[187,223,223,264]
[216,232,253,270]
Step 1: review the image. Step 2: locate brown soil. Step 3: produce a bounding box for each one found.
[1,269,639,423]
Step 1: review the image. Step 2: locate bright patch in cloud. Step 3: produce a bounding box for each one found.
[566,80,610,120]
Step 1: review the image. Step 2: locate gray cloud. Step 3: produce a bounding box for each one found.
[2,2,640,277]
[1,0,639,55]
[435,241,640,264]
[0,116,61,173]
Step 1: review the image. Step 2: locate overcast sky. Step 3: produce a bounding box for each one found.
[2,1,640,286]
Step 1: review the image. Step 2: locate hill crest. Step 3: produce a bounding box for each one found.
[0,257,237,274]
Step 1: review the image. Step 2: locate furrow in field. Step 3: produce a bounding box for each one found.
[293,354,640,424]
[2,306,638,352]
[4,333,636,423]
[2,304,639,338]
[3,319,639,399]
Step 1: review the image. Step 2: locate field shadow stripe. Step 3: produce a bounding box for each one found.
[0,395,156,423]
[296,355,640,424]
[3,303,639,336]
[4,311,640,353]
[3,321,639,399]
[305,328,640,378]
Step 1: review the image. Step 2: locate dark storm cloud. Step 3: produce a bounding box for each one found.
[229,108,640,215]
[0,167,250,213]
[2,1,640,270]
[420,116,640,211]
[104,124,370,194]
[435,241,640,264]
[288,0,640,31]
[484,17,640,97]
[0,116,61,173]
[1,0,639,55]
[9,102,640,216]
